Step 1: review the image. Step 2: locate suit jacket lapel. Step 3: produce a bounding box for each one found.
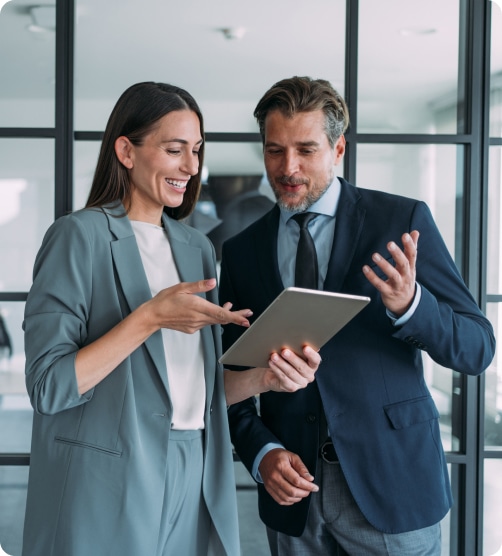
[105,205,171,397]
[163,215,217,406]
[324,179,366,291]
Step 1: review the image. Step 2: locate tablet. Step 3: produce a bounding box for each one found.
[219,287,370,368]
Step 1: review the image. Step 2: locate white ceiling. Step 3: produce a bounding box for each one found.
[0,0,501,176]
[1,0,501,110]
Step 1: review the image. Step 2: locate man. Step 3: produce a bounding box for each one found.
[219,76,496,555]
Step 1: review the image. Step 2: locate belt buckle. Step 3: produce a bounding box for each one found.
[320,440,338,464]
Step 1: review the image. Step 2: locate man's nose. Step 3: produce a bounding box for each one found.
[281,151,300,175]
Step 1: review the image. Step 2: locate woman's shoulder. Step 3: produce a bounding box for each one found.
[51,206,106,226]
[42,207,121,250]
[168,217,213,248]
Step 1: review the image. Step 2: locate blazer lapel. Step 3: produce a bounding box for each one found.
[324,179,366,292]
[163,215,217,405]
[105,205,171,397]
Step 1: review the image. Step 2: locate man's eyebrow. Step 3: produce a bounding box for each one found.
[264,140,319,148]
[296,141,320,147]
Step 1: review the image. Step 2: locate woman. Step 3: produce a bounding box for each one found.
[22,82,320,556]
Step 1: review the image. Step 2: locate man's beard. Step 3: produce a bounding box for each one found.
[270,174,333,212]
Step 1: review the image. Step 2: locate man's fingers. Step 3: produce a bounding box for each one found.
[266,346,319,392]
[261,451,318,505]
[410,230,420,246]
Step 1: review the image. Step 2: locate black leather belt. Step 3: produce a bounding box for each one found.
[319,439,339,464]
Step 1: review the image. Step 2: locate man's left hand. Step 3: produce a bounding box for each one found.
[363,231,419,317]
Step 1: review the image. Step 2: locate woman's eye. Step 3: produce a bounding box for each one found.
[167,149,181,155]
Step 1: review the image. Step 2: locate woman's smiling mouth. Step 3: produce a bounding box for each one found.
[165,179,187,190]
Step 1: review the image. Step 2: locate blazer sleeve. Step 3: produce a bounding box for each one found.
[392,200,495,374]
[24,215,95,415]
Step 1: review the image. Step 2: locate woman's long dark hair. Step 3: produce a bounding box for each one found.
[85,82,204,220]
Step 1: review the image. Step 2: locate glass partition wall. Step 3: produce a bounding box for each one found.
[0,0,499,554]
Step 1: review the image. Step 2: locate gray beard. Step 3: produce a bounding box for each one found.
[273,179,332,212]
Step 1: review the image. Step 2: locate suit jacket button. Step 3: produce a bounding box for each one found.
[306,413,317,424]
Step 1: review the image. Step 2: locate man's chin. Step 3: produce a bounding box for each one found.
[276,195,310,212]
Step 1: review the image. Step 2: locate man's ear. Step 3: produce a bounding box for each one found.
[115,136,134,169]
[333,135,346,166]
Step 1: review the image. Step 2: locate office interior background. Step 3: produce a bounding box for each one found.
[0,0,501,554]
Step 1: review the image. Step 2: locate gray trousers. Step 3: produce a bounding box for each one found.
[156,429,212,556]
[267,458,442,556]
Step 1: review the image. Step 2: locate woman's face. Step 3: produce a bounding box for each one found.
[123,109,202,224]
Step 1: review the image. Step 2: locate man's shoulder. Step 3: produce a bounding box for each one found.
[345,179,421,208]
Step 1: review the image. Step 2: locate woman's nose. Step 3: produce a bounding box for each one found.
[182,153,199,176]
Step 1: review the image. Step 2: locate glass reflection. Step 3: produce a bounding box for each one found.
[487,147,502,295]
[0,2,55,127]
[73,140,100,211]
[485,303,502,448]
[0,139,54,291]
[486,146,502,448]
[440,464,453,555]
[358,0,460,134]
[189,142,274,261]
[484,460,502,555]
[491,2,502,137]
[357,144,461,255]
[202,175,274,260]
[0,466,29,556]
[0,302,32,454]
[74,0,345,132]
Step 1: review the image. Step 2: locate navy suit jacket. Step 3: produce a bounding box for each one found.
[220,179,495,537]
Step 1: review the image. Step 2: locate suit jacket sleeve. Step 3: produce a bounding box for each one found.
[24,214,96,415]
[391,200,495,374]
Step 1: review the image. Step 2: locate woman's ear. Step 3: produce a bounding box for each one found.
[114,136,134,169]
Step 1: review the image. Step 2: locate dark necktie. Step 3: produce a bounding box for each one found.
[292,213,331,446]
[292,212,319,289]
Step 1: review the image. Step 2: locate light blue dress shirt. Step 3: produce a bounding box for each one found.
[251,177,421,481]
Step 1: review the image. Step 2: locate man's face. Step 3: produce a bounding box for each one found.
[263,109,345,211]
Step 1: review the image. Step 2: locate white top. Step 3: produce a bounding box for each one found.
[130,220,205,430]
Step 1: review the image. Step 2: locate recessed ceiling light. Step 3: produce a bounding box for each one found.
[219,27,247,40]
[399,27,438,36]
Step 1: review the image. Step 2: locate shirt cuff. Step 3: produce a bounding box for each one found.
[387,283,422,327]
[252,442,284,483]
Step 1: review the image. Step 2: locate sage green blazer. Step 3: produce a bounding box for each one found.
[22,204,239,556]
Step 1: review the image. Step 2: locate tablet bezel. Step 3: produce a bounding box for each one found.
[219,287,370,368]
